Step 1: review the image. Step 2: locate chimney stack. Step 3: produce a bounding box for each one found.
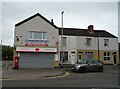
[51,19,54,25]
[88,25,94,33]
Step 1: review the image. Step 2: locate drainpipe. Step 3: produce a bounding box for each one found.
[97,37,100,61]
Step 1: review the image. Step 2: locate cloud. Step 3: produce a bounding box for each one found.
[2,2,118,46]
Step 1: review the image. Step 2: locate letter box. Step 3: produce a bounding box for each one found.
[14,56,19,69]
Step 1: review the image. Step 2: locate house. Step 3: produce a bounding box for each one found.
[13,13,119,69]
[58,27,119,65]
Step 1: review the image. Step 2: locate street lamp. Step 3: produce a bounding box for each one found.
[61,11,64,67]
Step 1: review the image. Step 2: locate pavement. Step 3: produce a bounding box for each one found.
[1,61,69,80]
[2,68,69,80]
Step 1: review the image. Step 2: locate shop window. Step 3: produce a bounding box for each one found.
[104,52,110,61]
[60,51,68,62]
[86,38,91,47]
[104,39,109,47]
[29,31,46,40]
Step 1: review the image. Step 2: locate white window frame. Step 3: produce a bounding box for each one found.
[104,52,110,61]
[104,39,109,47]
[86,52,93,60]
[28,31,47,40]
[86,38,92,47]
[60,51,68,62]
[61,37,67,47]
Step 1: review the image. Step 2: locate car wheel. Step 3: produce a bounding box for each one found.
[99,67,103,72]
[79,67,86,73]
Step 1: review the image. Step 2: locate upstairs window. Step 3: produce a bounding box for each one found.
[86,38,91,47]
[61,37,67,47]
[104,39,109,47]
[29,31,46,40]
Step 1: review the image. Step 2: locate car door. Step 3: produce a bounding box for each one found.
[84,60,92,72]
[86,60,96,72]
[94,60,101,71]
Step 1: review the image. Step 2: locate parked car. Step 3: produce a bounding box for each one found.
[72,59,103,73]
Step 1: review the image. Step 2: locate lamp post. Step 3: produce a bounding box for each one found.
[61,11,64,67]
[61,11,64,36]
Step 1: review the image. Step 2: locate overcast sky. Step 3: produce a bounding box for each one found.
[1,1,119,46]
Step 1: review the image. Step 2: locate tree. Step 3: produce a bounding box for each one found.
[2,45,14,61]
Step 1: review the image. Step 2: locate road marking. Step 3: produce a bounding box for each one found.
[41,72,70,79]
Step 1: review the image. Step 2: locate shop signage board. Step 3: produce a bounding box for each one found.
[16,47,57,53]
[25,40,49,46]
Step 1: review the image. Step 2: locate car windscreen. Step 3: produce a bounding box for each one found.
[78,60,88,64]
[78,60,100,64]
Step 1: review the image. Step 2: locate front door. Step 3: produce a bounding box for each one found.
[71,54,76,65]
[79,53,82,61]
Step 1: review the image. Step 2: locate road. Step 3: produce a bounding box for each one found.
[2,65,120,88]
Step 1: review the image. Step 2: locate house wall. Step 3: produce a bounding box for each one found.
[99,37,118,50]
[58,35,77,63]
[14,16,59,47]
[77,49,119,64]
[76,36,118,51]
[58,35,119,64]
[76,36,119,64]
[76,36,97,50]
[59,35,76,51]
